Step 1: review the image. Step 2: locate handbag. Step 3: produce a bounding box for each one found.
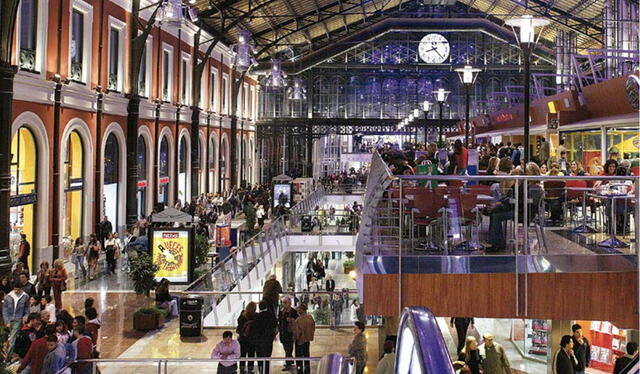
[466,324,483,345]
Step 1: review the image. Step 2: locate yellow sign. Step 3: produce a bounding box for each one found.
[152,230,190,282]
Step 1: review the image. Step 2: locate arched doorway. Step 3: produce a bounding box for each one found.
[63,130,85,244]
[137,135,147,218]
[178,134,190,204]
[10,127,37,270]
[103,133,120,231]
[220,136,228,192]
[242,138,248,186]
[249,139,254,185]
[158,136,170,207]
[208,136,216,193]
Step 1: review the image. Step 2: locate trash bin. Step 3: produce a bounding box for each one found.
[180,295,204,337]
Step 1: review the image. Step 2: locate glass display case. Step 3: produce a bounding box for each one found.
[511,319,550,363]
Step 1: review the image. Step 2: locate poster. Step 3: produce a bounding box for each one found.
[273,183,292,208]
[216,224,231,247]
[151,229,191,283]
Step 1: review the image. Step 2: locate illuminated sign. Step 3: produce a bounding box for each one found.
[151,229,191,283]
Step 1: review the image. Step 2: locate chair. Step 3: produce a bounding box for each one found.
[565,179,588,227]
[543,180,566,225]
[412,192,446,251]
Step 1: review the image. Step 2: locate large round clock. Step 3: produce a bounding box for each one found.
[418,33,450,64]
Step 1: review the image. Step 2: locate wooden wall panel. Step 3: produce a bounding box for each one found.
[583,76,636,118]
[363,272,638,329]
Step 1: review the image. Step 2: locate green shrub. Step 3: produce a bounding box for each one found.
[129,253,160,296]
[134,307,168,318]
[343,258,355,269]
[194,234,211,267]
[313,306,330,325]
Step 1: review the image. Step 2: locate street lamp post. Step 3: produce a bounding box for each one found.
[454,65,481,148]
[432,88,450,145]
[506,15,549,163]
[422,100,432,144]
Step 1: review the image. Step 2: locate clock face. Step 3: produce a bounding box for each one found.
[418,33,450,64]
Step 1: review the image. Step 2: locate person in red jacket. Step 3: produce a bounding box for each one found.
[72,325,94,374]
[85,308,100,346]
[17,324,56,374]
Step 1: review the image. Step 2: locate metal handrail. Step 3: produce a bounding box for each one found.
[394,174,640,181]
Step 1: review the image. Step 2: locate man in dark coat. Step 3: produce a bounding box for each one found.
[450,317,474,354]
[98,216,113,248]
[250,301,278,374]
[278,297,299,370]
[614,342,638,374]
[571,324,590,374]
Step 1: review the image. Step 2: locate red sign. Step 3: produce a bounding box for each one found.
[494,113,515,123]
[137,180,147,188]
[162,232,180,239]
[159,177,170,184]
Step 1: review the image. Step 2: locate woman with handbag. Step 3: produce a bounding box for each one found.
[51,259,68,310]
[87,234,101,280]
[36,261,52,297]
[71,237,87,279]
[457,336,483,374]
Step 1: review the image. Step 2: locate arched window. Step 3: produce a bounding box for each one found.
[136,135,147,217]
[103,133,120,230]
[208,137,216,193]
[10,127,37,269]
[178,135,189,203]
[158,135,170,206]
[63,130,84,242]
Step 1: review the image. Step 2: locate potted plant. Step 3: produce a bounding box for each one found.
[343,258,355,274]
[313,306,330,325]
[133,307,167,331]
[129,253,159,297]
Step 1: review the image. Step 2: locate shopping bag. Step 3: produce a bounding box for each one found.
[466,324,483,345]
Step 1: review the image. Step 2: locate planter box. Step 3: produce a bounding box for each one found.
[343,266,355,274]
[133,313,165,331]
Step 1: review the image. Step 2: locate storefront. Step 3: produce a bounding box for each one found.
[103,133,120,232]
[178,135,189,204]
[510,319,551,363]
[62,130,85,250]
[137,135,147,218]
[158,135,170,207]
[220,136,228,192]
[208,136,216,194]
[10,127,37,269]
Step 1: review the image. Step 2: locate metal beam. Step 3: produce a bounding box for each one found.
[280,0,314,44]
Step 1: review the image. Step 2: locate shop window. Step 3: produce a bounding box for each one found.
[103,133,120,230]
[137,136,147,179]
[158,136,170,206]
[63,130,84,245]
[19,0,38,71]
[178,136,188,203]
[10,127,37,269]
[108,28,119,91]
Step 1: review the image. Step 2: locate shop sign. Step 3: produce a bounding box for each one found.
[151,228,191,283]
[137,180,147,188]
[548,119,558,130]
[159,177,170,184]
[10,193,37,207]
[493,113,515,123]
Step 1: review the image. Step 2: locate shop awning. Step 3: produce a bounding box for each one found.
[559,112,639,131]
[475,124,547,138]
[151,208,193,223]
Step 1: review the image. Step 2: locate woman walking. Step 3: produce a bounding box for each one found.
[87,234,101,280]
[51,259,67,310]
[71,238,87,279]
[348,321,368,374]
[104,233,118,275]
[236,302,257,374]
[458,336,483,374]
[36,261,52,297]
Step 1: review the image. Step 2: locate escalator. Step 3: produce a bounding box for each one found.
[395,306,455,374]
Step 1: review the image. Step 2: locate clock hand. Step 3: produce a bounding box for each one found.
[434,49,444,59]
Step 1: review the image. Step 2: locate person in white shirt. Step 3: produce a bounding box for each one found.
[41,295,57,323]
[376,340,396,374]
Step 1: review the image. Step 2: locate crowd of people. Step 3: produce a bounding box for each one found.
[1,283,99,374]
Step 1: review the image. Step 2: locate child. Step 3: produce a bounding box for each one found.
[29,296,41,314]
[55,320,72,345]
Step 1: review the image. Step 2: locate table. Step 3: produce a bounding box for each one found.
[569,187,596,234]
[588,193,631,248]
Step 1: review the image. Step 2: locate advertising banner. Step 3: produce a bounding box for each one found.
[151,228,192,283]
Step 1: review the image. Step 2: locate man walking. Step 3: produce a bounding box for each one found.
[250,301,277,374]
[98,216,113,249]
[479,333,511,374]
[18,234,31,274]
[292,304,315,374]
[278,297,298,371]
[571,324,590,374]
[211,331,241,374]
[3,280,30,358]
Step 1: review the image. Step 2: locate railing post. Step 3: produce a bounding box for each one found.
[523,179,528,318]
[398,178,403,316]
[515,178,519,317]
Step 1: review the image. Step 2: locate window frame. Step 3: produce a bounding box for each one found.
[107,17,126,93]
[210,67,218,112]
[69,0,93,85]
[222,73,229,115]
[180,52,191,106]
[161,43,174,103]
